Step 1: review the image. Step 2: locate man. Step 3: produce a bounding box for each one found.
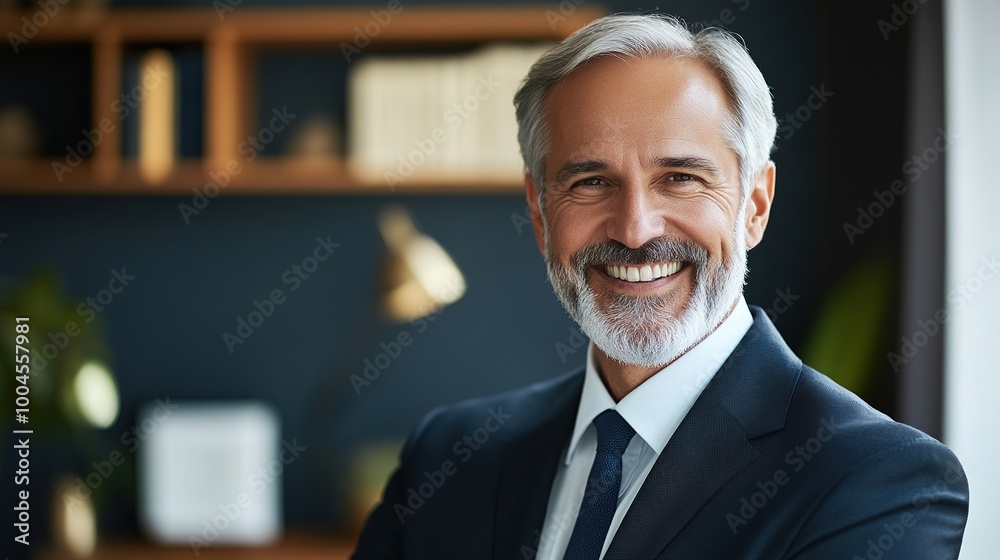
[353,14,969,559]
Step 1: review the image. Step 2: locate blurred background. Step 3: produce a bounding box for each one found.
[1,0,997,558]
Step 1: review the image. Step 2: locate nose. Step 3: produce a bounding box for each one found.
[606,181,667,249]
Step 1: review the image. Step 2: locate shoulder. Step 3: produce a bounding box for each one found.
[729,308,956,469]
[780,366,968,551]
[791,365,943,454]
[780,369,968,557]
[401,368,583,457]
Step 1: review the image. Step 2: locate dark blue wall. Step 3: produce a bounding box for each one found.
[0,0,824,537]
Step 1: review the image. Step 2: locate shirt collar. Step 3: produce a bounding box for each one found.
[565,296,753,465]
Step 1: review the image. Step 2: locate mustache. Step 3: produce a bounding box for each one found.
[569,237,709,272]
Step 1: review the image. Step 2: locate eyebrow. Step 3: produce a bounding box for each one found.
[553,160,609,185]
[654,156,724,181]
[552,155,725,185]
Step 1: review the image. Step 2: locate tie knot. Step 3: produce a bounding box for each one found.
[592,409,635,455]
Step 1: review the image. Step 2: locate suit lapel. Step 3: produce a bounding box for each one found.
[493,370,584,560]
[605,399,757,558]
[606,307,802,558]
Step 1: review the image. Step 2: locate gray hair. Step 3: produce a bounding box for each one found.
[514,13,777,205]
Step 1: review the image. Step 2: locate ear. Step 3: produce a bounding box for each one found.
[743,161,776,250]
[525,173,547,256]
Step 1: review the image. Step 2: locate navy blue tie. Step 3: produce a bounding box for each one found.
[563,409,636,560]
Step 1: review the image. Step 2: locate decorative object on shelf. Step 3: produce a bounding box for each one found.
[0,104,40,158]
[137,401,282,548]
[377,205,466,322]
[286,113,341,160]
[137,48,176,185]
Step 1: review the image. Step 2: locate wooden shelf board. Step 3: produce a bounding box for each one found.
[0,158,524,195]
[0,8,105,42]
[232,6,605,44]
[0,6,604,43]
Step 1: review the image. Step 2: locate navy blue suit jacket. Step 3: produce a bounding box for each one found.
[353,307,969,559]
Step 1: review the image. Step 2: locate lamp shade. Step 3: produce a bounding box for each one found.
[377,205,465,322]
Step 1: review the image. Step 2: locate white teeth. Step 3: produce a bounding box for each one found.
[604,261,683,283]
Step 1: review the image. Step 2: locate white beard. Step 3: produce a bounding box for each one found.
[544,208,748,368]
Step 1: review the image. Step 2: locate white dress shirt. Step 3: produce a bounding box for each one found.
[534,296,753,560]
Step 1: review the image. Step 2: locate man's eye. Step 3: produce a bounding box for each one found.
[668,173,697,183]
[572,177,607,188]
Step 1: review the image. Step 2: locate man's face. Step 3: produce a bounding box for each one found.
[527,55,773,367]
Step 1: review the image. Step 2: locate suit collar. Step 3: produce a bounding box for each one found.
[606,306,802,558]
[715,305,803,438]
[567,296,754,464]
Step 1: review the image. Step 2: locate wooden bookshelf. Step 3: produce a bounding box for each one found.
[0,6,604,195]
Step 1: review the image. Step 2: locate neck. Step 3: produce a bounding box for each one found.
[594,297,740,402]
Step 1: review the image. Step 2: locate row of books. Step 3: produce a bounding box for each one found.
[348,43,553,185]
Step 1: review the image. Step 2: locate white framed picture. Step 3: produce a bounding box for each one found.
[137,400,282,547]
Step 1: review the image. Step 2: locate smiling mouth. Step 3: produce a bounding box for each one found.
[602,261,683,283]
